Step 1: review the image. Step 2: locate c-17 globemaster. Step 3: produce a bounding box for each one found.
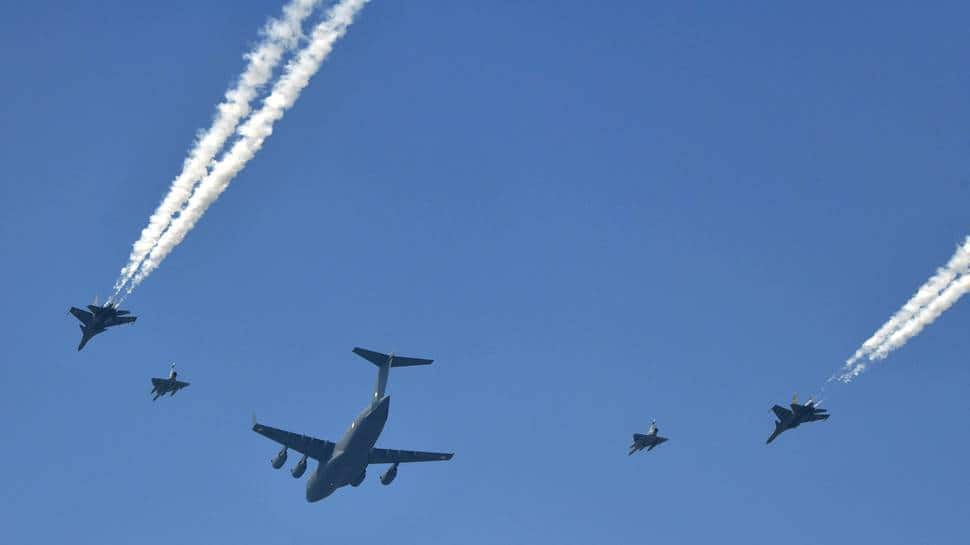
[629,420,668,455]
[69,299,136,351]
[766,394,830,444]
[252,347,454,502]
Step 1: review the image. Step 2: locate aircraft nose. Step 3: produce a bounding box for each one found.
[306,488,323,503]
[306,483,335,503]
[306,469,334,502]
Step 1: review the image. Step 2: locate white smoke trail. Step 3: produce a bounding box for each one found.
[124,0,368,295]
[871,273,970,359]
[110,0,321,300]
[837,236,970,382]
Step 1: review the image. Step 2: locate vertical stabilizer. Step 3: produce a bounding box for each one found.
[352,347,434,404]
[374,356,390,403]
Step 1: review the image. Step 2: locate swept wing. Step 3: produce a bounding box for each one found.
[252,422,336,461]
[69,307,94,326]
[368,447,453,464]
[772,405,793,421]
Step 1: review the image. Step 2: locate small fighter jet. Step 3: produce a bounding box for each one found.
[766,394,829,444]
[68,298,137,351]
[629,420,668,455]
[150,363,190,401]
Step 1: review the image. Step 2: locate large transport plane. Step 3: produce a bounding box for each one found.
[252,347,454,502]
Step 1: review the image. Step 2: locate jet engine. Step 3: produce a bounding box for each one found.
[379,462,399,485]
[291,454,308,478]
[271,447,288,469]
[350,469,366,487]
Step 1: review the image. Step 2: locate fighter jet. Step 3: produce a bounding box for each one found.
[68,299,136,351]
[766,394,830,444]
[150,363,190,401]
[629,420,668,455]
[252,347,454,502]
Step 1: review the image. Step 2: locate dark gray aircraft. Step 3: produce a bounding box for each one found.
[766,394,830,444]
[252,347,454,502]
[629,420,668,455]
[150,363,190,401]
[69,300,136,350]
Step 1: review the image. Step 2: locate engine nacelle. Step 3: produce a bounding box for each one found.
[271,447,288,469]
[380,462,399,485]
[291,454,307,478]
[350,469,366,487]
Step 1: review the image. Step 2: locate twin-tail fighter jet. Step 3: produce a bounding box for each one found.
[151,363,190,401]
[69,299,137,351]
[252,347,454,502]
[629,420,668,455]
[766,394,830,444]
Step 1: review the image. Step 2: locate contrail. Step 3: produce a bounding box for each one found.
[110,0,321,300]
[123,0,369,296]
[836,236,970,382]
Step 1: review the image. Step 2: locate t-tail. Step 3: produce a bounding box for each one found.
[352,347,434,405]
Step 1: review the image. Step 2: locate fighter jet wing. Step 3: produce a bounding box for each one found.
[772,405,793,420]
[173,380,190,390]
[69,307,93,325]
[150,378,167,388]
[252,422,335,461]
[368,447,454,464]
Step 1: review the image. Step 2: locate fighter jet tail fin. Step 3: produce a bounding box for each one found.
[353,347,434,403]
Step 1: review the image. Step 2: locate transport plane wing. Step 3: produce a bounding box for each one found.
[252,421,336,461]
[368,447,453,464]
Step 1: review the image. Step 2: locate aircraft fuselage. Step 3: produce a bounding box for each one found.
[305,395,390,502]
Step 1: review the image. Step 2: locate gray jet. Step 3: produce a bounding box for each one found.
[629,420,668,455]
[150,363,190,401]
[766,394,830,444]
[252,347,454,502]
[69,300,136,351]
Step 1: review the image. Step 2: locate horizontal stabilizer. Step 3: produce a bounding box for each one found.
[353,347,433,367]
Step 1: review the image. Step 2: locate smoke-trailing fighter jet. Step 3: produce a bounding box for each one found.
[252,347,454,502]
[68,299,137,351]
[629,420,668,455]
[150,363,190,401]
[766,394,830,444]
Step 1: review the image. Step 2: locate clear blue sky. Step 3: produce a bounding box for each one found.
[1,1,968,543]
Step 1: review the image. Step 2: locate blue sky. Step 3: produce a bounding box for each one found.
[1,1,968,543]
